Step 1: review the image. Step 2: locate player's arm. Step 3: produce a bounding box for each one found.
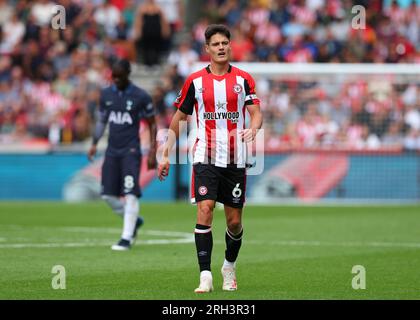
[158,109,189,181]
[145,115,157,170]
[240,75,262,142]
[164,109,189,157]
[241,104,263,142]
[140,95,158,170]
[88,93,108,162]
[158,78,195,181]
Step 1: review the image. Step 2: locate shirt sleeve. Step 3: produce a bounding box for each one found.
[140,92,155,118]
[98,90,109,123]
[244,74,260,106]
[174,77,195,115]
[92,91,109,144]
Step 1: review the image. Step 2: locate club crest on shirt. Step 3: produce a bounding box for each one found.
[233,84,243,94]
[198,87,205,93]
[126,100,133,110]
[198,186,208,196]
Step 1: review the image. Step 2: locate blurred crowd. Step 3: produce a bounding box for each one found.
[0,0,183,145]
[190,0,419,63]
[260,77,420,151]
[0,0,419,151]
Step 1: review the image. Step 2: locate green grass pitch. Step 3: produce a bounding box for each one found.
[0,202,419,300]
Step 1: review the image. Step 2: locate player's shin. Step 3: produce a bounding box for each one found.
[102,195,124,216]
[194,224,213,272]
[224,226,243,265]
[121,194,139,240]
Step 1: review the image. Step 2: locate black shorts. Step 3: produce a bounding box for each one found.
[191,163,247,208]
[101,154,141,198]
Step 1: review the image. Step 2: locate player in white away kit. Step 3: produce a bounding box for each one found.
[158,24,262,293]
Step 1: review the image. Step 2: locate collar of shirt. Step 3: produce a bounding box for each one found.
[206,64,232,74]
[111,82,134,95]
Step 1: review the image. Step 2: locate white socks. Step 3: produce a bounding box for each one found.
[200,270,212,278]
[121,194,139,240]
[223,259,236,269]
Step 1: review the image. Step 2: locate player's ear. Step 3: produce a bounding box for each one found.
[205,44,210,54]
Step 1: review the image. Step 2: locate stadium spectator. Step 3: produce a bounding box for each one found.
[151,82,168,127]
[382,121,405,147]
[219,0,242,27]
[58,0,82,26]
[404,104,420,131]
[30,0,56,27]
[229,27,255,61]
[192,16,209,53]
[0,0,13,26]
[403,128,420,150]
[133,0,170,67]
[167,40,199,78]
[156,0,185,51]
[122,0,137,32]
[93,0,121,39]
[0,11,25,55]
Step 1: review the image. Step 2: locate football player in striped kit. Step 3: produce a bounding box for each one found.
[158,24,263,293]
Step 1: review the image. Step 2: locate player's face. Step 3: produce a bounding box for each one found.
[206,33,231,64]
[112,67,129,90]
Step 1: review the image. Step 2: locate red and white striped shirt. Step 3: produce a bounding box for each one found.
[174,65,260,168]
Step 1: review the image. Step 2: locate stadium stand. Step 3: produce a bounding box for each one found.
[0,0,183,147]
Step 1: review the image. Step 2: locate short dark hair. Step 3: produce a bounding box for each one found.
[204,24,231,44]
[112,58,131,74]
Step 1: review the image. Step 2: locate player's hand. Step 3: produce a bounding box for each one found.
[87,145,97,162]
[157,157,170,181]
[147,149,157,170]
[240,129,256,142]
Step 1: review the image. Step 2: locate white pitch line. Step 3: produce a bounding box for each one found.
[3,225,122,234]
[0,238,195,249]
[0,242,111,249]
[62,227,194,238]
[143,230,194,237]
[60,227,121,234]
[0,226,195,249]
[3,225,194,238]
[245,240,420,249]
